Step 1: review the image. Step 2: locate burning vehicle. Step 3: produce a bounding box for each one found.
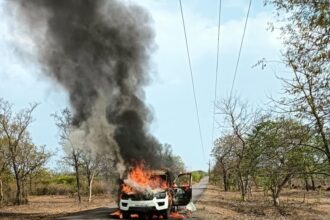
[12,1,192,217]
[118,165,192,219]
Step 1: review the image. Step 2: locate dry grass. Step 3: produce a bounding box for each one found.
[1,187,329,219]
[193,185,330,220]
[0,195,115,219]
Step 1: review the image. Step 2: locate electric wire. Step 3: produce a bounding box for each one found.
[179,0,206,161]
[229,0,252,98]
[211,0,222,148]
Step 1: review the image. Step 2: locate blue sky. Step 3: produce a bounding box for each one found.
[0,0,286,171]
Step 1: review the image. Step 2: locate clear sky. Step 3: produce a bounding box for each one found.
[0,0,286,171]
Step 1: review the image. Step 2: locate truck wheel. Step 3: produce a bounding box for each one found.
[138,213,146,219]
[162,208,171,219]
[122,211,131,219]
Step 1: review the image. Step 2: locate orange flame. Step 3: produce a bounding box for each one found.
[109,210,122,218]
[169,212,186,219]
[110,209,190,219]
[121,163,168,194]
[131,214,139,218]
[108,210,140,219]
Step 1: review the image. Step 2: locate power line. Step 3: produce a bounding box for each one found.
[211,0,222,147]
[179,0,206,161]
[229,0,252,98]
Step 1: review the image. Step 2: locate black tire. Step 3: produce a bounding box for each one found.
[122,211,131,219]
[147,213,154,219]
[162,208,171,219]
[137,212,146,219]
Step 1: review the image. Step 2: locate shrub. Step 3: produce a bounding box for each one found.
[192,170,207,183]
[92,181,108,195]
[52,175,76,185]
[35,183,74,195]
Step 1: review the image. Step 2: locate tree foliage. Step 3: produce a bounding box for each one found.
[212,111,326,206]
[215,96,261,200]
[248,118,311,206]
[0,99,50,205]
[265,0,330,165]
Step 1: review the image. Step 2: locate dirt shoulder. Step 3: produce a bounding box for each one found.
[0,195,115,220]
[193,184,330,220]
[2,186,330,220]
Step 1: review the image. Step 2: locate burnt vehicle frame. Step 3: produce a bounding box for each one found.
[118,171,192,219]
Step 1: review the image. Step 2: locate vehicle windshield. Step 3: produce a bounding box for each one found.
[150,174,168,189]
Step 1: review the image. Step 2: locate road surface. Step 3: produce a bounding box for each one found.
[57,176,209,219]
[191,176,209,202]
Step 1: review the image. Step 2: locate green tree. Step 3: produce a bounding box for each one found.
[0,99,50,205]
[80,149,111,203]
[216,96,261,200]
[212,135,239,191]
[159,143,185,177]
[266,0,330,166]
[0,135,10,206]
[249,118,310,206]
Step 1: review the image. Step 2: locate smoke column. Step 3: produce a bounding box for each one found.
[11,0,162,172]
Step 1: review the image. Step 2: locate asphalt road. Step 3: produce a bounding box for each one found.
[57,176,209,220]
[191,176,209,202]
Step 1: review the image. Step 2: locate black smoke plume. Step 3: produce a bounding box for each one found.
[11,0,163,172]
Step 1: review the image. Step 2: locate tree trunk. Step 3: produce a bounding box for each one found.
[74,161,81,203]
[271,188,280,207]
[238,173,246,201]
[273,195,280,206]
[288,178,292,189]
[15,178,22,205]
[22,180,28,204]
[304,176,309,191]
[241,187,246,201]
[246,178,252,199]
[270,174,291,207]
[0,178,3,207]
[236,176,240,191]
[310,175,316,191]
[223,170,228,191]
[29,173,32,194]
[88,172,95,203]
[13,166,23,205]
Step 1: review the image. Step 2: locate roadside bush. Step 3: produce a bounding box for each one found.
[92,181,108,195]
[192,170,207,183]
[1,181,16,206]
[35,183,74,195]
[52,175,75,185]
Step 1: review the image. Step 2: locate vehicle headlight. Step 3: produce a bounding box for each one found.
[155,192,166,199]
